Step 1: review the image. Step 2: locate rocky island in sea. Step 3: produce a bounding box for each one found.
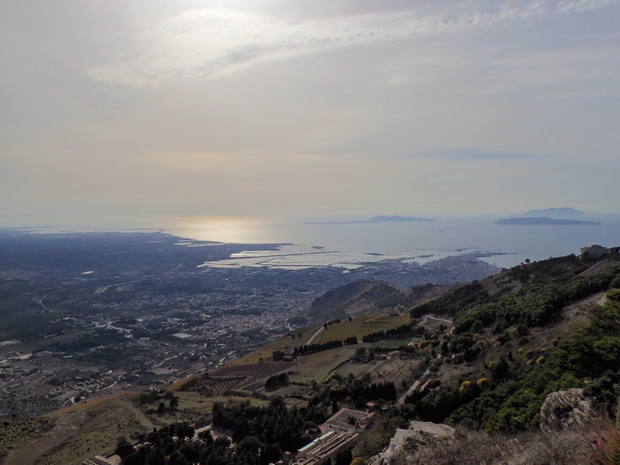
[521,207,586,218]
[495,217,601,226]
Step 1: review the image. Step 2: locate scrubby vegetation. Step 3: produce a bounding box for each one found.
[390,419,620,465]
[0,417,53,459]
[403,253,620,434]
[7,251,620,465]
[117,253,620,463]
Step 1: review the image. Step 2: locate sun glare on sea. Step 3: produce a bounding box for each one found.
[164,216,277,244]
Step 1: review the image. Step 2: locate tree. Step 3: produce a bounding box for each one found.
[336,448,353,465]
[168,451,189,465]
[471,319,484,334]
[145,448,166,465]
[115,438,134,459]
[491,357,510,381]
[178,441,202,464]
[332,399,339,416]
[237,435,263,465]
[177,423,195,442]
[515,323,529,338]
[147,430,162,447]
[122,451,144,465]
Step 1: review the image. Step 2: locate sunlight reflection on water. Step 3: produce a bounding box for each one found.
[163,216,280,244]
[11,214,620,270]
[161,214,620,270]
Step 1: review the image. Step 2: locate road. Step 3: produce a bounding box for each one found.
[396,353,440,406]
[423,315,453,325]
[305,326,326,346]
[396,314,453,405]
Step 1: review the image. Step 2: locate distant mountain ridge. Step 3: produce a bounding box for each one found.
[497,207,600,225]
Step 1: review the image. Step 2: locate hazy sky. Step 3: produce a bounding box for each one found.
[2,0,619,226]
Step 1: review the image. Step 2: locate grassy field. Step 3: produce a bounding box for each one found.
[228,314,411,367]
[332,360,373,379]
[289,346,359,383]
[0,417,53,460]
[223,314,413,389]
[227,325,322,366]
[316,314,411,343]
[2,392,151,465]
[2,387,276,465]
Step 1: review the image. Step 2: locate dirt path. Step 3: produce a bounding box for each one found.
[305,326,325,346]
[396,354,440,406]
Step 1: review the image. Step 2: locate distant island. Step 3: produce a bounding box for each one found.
[521,207,585,218]
[496,217,601,226]
[306,215,433,225]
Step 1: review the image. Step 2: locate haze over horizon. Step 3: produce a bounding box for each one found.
[2,1,620,227]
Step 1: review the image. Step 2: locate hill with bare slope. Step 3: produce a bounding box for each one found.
[307,280,403,322]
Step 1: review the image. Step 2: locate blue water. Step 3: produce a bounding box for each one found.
[165,214,620,269]
[10,214,618,269]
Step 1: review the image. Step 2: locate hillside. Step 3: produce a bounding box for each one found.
[305,279,457,324]
[3,250,620,465]
[307,280,403,322]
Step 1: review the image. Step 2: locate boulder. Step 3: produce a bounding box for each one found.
[540,388,595,432]
[376,421,455,464]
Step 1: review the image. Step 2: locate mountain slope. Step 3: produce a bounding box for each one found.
[3,250,620,465]
[307,279,403,322]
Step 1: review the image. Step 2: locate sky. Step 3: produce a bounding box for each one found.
[1,0,619,227]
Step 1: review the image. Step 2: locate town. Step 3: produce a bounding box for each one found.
[0,229,498,418]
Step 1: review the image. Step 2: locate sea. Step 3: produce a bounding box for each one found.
[10,214,620,270]
[158,214,620,269]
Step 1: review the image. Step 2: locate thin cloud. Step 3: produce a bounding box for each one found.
[558,0,619,12]
[421,149,543,162]
[86,1,620,87]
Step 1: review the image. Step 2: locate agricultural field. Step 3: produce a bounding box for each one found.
[287,346,360,384]
[226,325,322,366]
[316,313,411,343]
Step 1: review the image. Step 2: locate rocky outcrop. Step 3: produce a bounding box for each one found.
[540,388,595,432]
[374,401,606,465]
[375,421,455,464]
